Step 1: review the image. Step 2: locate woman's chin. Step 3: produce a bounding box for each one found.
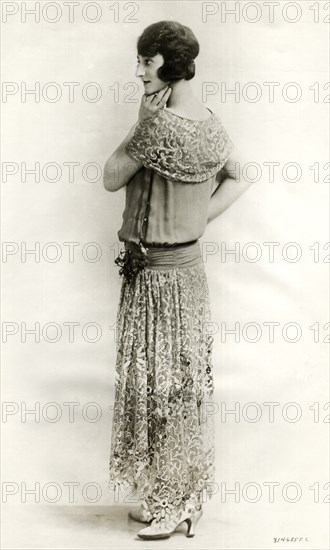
[144,84,169,96]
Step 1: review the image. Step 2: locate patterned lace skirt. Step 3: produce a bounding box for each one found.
[108,239,215,528]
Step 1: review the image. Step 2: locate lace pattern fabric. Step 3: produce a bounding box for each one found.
[108,260,215,528]
[126,109,234,183]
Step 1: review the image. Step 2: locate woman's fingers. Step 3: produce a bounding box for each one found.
[161,87,172,101]
[159,85,171,98]
[149,85,171,104]
[139,86,172,121]
[156,86,172,107]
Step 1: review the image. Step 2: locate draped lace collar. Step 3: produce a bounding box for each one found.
[126,108,234,183]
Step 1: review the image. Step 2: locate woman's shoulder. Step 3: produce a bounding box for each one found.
[127,106,234,184]
[140,105,224,128]
[164,105,213,122]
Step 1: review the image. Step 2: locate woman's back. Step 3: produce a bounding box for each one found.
[118,107,234,247]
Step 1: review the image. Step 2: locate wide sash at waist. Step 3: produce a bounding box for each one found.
[124,240,202,270]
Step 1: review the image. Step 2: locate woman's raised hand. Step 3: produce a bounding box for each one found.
[138,85,172,122]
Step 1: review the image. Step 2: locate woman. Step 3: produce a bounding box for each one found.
[104,21,252,540]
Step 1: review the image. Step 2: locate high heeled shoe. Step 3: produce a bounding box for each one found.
[137,507,203,540]
[128,504,152,523]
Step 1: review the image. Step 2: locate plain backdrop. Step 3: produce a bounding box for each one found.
[1,1,329,549]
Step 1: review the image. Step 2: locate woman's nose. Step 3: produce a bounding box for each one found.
[135,64,145,78]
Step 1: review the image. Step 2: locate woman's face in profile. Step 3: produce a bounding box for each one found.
[136,53,170,96]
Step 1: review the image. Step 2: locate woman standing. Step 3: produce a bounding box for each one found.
[104,21,252,540]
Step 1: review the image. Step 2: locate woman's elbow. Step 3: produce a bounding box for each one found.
[103,174,116,192]
[103,161,119,192]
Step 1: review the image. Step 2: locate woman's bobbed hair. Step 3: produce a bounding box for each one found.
[137,20,199,82]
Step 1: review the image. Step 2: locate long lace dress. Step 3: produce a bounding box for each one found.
[108,108,233,529]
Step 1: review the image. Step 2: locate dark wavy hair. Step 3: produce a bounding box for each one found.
[137,20,199,82]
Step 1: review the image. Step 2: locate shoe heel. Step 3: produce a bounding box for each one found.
[185,509,203,537]
[184,517,193,537]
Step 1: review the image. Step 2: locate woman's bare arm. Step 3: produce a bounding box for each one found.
[103,122,143,192]
[103,86,172,192]
[207,147,254,223]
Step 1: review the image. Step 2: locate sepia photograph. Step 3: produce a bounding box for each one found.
[1,1,329,549]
